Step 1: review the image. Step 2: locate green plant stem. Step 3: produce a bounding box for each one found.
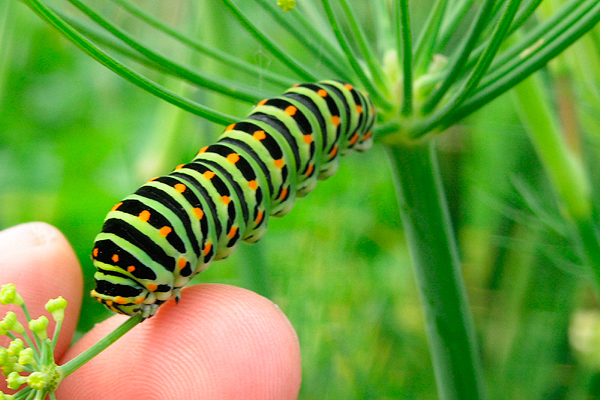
[396,0,413,115]
[512,74,600,290]
[388,140,487,400]
[58,314,143,378]
[374,120,402,137]
[18,303,44,354]
[512,74,591,220]
[18,386,33,399]
[51,320,62,351]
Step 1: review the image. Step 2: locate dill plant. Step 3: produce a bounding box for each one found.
[4,0,600,399]
[0,283,141,399]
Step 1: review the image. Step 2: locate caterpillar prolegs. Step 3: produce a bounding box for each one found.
[91,80,376,318]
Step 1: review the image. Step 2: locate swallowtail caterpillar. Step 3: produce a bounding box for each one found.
[91,80,375,318]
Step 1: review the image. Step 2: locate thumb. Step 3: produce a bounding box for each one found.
[0,222,82,359]
[57,284,301,400]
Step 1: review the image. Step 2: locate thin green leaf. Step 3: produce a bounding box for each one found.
[0,0,14,101]
[446,0,524,112]
[437,0,475,51]
[61,13,184,75]
[66,0,269,104]
[413,0,449,74]
[455,0,546,82]
[254,0,354,82]
[462,0,514,51]
[456,0,600,120]
[513,74,591,222]
[110,0,296,89]
[484,0,588,80]
[218,0,318,82]
[421,0,497,114]
[396,0,413,115]
[321,0,393,110]
[408,0,600,137]
[337,0,389,94]
[371,0,394,53]
[374,119,402,137]
[509,0,545,35]
[21,0,237,126]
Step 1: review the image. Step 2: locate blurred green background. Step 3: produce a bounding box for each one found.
[2,1,600,399]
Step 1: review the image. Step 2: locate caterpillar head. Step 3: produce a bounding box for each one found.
[91,249,168,318]
[91,238,153,317]
[90,274,148,317]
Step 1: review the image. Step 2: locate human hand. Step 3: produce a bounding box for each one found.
[0,222,301,399]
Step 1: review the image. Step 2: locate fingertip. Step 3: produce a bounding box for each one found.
[0,222,63,252]
[0,222,83,358]
[58,284,301,400]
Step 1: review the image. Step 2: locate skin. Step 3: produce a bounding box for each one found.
[0,222,301,399]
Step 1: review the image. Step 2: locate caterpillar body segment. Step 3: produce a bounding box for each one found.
[91,80,376,317]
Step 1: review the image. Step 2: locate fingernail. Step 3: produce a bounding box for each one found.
[0,222,61,254]
[28,222,60,245]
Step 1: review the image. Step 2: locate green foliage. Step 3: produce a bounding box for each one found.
[3,0,600,399]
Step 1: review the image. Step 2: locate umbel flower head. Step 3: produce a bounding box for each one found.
[0,282,143,399]
[0,284,67,400]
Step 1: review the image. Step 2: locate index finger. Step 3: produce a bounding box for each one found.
[57,284,302,400]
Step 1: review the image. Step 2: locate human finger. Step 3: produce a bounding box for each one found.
[0,222,83,357]
[57,284,301,400]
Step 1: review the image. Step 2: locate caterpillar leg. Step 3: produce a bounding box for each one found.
[141,303,159,319]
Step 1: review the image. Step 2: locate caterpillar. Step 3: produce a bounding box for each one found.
[90,80,376,318]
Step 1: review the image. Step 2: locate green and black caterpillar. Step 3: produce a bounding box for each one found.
[91,80,376,318]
